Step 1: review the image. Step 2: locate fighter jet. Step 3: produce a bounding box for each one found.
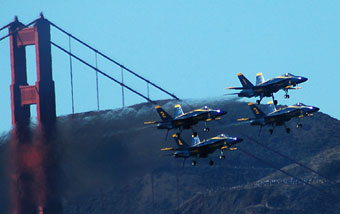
[238,102,319,134]
[226,73,308,105]
[144,104,227,134]
[161,132,242,166]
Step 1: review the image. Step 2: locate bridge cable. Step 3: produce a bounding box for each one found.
[0,18,38,42]
[176,161,180,211]
[147,82,150,100]
[51,41,156,104]
[121,67,125,108]
[48,20,180,101]
[68,36,75,116]
[244,134,339,185]
[0,23,12,32]
[200,169,206,214]
[237,147,340,200]
[151,174,155,214]
[95,51,100,110]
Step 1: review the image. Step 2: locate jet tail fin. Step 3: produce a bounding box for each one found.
[237,73,254,89]
[191,132,200,146]
[172,133,189,148]
[256,73,265,85]
[266,101,277,113]
[248,102,266,118]
[155,106,173,121]
[173,104,184,118]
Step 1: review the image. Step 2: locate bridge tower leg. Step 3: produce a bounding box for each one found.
[9,15,61,214]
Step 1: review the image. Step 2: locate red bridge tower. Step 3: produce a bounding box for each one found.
[9,14,61,214]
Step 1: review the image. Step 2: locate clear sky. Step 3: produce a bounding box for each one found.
[0,1,339,134]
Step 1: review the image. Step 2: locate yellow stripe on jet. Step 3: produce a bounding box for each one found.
[161,147,174,151]
[144,121,157,124]
[211,137,225,140]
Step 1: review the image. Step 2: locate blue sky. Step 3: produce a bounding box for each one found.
[0,1,339,133]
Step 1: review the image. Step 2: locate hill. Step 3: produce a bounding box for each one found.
[0,97,339,213]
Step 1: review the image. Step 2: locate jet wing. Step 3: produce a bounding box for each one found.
[191,139,223,149]
[221,146,237,151]
[266,108,298,120]
[173,111,207,121]
[285,85,302,90]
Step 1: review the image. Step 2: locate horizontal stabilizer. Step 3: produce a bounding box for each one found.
[161,147,175,151]
[224,93,241,96]
[237,118,250,121]
[225,86,244,90]
[144,121,158,125]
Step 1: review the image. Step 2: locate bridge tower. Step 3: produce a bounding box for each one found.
[9,14,61,214]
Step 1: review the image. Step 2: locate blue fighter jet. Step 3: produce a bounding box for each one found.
[227,73,308,105]
[161,132,243,166]
[144,104,227,134]
[238,102,319,134]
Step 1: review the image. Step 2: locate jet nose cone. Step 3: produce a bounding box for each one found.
[234,137,243,143]
[216,109,227,116]
[219,109,227,115]
[305,106,320,114]
[298,76,308,83]
[312,106,320,112]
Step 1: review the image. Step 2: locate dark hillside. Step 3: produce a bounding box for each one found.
[0,97,339,213]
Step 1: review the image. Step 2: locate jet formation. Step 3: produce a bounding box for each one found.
[145,72,319,166]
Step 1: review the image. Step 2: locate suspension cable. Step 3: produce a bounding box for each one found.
[147,82,150,100]
[95,51,100,111]
[244,135,339,185]
[68,36,75,116]
[48,20,180,101]
[0,18,39,42]
[51,41,156,104]
[121,67,125,108]
[237,147,339,200]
